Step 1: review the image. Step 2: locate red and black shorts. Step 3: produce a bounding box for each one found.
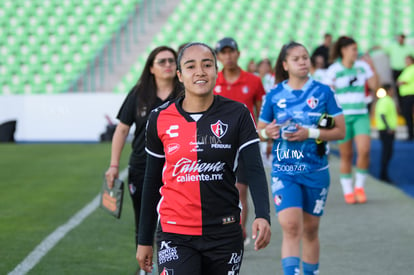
[156,227,244,275]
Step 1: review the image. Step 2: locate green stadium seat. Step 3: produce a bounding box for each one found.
[2,0,15,13]
[2,0,413,95]
[0,0,144,94]
[0,64,10,83]
[116,0,414,93]
[1,84,11,95]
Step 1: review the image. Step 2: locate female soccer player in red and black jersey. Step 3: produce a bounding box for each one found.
[136,42,271,274]
[105,46,183,252]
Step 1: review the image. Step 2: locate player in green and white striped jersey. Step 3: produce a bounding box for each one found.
[323,36,379,205]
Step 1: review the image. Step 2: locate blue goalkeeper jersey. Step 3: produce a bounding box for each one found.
[259,77,343,177]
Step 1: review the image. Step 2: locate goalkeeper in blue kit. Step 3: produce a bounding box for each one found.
[257,42,345,275]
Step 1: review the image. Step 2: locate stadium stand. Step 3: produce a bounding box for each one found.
[0,0,141,95]
[1,0,413,94]
[114,0,414,93]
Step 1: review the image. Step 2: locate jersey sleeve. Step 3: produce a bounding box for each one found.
[116,87,137,126]
[360,60,374,80]
[238,105,260,150]
[138,154,164,245]
[239,143,271,224]
[258,91,274,124]
[145,110,165,158]
[322,65,335,87]
[324,86,343,117]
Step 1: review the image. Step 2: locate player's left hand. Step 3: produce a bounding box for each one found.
[251,218,271,251]
[136,245,154,273]
[285,125,309,141]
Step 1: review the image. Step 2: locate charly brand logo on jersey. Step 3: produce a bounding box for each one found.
[227,250,242,274]
[211,120,228,139]
[307,96,319,109]
[166,125,179,138]
[214,85,222,93]
[277,98,287,108]
[158,241,179,265]
[160,267,174,275]
[242,85,249,94]
[167,143,180,155]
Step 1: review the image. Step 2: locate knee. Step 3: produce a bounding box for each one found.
[303,224,319,242]
[281,220,302,239]
[358,147,370,159]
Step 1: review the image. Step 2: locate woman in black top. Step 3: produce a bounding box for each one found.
[105,46,183,249]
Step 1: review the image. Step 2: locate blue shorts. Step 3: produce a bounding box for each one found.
[270,170,330,216]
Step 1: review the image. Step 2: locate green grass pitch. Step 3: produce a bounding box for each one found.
[0,143,140,274]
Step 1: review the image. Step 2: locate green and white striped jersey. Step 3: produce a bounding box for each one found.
[323,60,373,115]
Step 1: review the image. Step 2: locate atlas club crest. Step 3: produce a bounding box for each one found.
[210,120,228,139]
[307,96,319,109]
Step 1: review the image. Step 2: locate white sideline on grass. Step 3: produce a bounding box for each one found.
[8,169,128,275]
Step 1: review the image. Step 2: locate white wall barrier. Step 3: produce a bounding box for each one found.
[0,93,127,142]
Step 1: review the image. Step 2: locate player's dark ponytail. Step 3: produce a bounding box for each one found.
[274,41,306,84]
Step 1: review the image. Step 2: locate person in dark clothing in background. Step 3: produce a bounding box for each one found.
[312,33,332,69]
[374,84,398,183]
[105,46,183,256]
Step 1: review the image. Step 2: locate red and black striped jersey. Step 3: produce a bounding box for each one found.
[145,95,261,236]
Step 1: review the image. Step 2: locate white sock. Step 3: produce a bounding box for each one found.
[340,175,353,195]
[355,170,367,189]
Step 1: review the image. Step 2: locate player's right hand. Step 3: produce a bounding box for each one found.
[265,119,280,140]
[252,218,271,251]
[105,167,118,189]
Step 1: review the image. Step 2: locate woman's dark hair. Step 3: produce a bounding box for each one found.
[274,41,307,84]
[329,36,356,64]
[176,42,218,73]
[134,46,183,116]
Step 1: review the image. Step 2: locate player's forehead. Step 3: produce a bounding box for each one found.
[155,50,175,59]
[287,46,308,57]
[180,45,214,64]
